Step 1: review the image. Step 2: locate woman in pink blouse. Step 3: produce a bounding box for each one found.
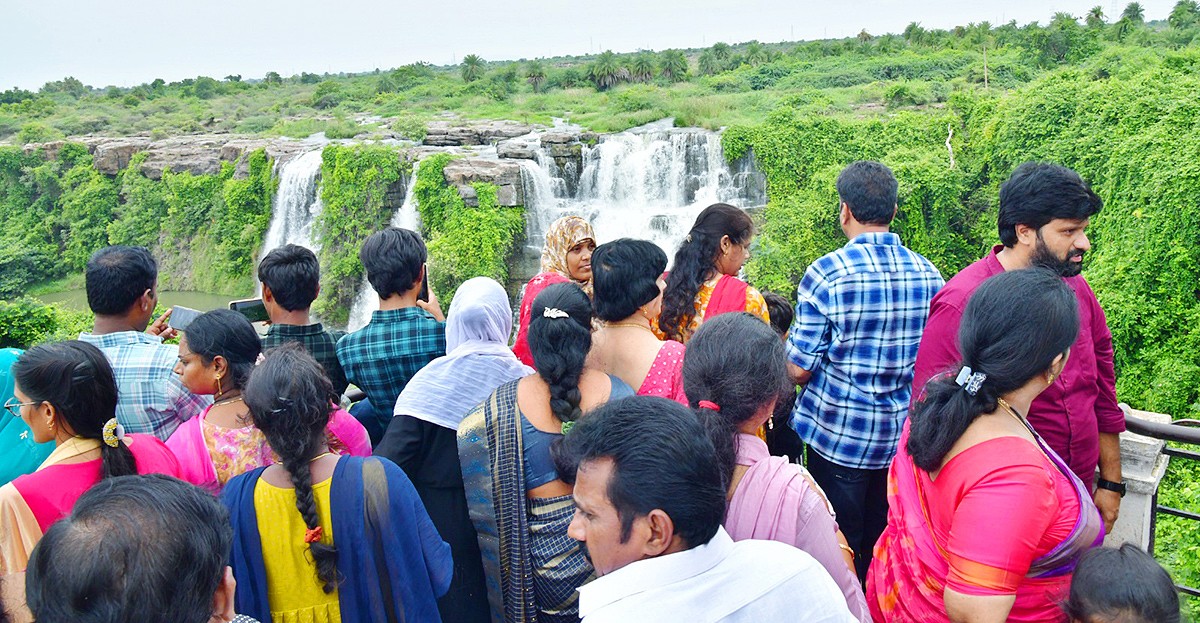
[684,312,869,622]
[587,239,687,405]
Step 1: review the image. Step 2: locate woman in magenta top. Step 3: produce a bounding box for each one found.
[167,310,368,494]
[0,341,182,573]
[683,312,868,621]
[869,268,1104,623]
[587,238,687,404]
[513,215,596,368]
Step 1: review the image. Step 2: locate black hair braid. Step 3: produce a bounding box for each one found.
[243,343,340,592]
[66,357,138,480]
[907,371,1001,471]
[695,405,737,491]
[528,282,593,425]
[281,446,339,593]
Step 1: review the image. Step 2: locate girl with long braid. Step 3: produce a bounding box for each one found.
[459,282,634,623]
[221,343,451,623]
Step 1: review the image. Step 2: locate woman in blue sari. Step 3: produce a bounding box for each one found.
[0,348,54,485]
[222,343,451,623]
[458,282,635,623]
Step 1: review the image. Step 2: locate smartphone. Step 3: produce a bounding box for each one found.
[229,298,270,323]
[419,272,429,303]
[167,306,203,331]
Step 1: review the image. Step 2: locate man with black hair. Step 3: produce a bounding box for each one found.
[785,161,944,582]
[25,473,259,623]
[77,246,209,439]
[553,396,855,623]
[336,228,446,444]
[913,161,1123,532]
[257,244,348,395]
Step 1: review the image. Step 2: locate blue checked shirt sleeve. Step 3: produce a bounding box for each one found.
[787,266,833,372]
[168,373,209,424]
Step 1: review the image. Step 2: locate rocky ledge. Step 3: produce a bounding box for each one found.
[23,135,314,180]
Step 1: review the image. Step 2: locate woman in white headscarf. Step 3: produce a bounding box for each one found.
[376,277,532,623]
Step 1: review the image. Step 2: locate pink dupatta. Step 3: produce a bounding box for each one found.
[725,434,870,622]
[704,274,750,320]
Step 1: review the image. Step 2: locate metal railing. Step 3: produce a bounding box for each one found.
[1124,411,1200,598]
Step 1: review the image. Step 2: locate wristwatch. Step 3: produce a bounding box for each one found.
[1096,478,1127,497]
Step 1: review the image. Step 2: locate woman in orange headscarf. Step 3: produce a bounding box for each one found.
[512,215,596,367]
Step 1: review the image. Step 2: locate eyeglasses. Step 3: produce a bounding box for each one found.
[3,398,37,417]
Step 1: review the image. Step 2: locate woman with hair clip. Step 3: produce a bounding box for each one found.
[513,215,596,368]
[459,281,634,623]
[868,267,1104,623]
[221,343,451,623]
[589,238,687,405]
[168,310,368,494]
[656,203,769,344]
[683,313,869,622]
[0,340,181,574]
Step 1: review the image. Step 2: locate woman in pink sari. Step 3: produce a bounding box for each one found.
[868,268,1104,623]
[588,239,687,404]
[513,215,596,368]
[683,313,869,621]
[0,341,181,573]
[167,310,368,494]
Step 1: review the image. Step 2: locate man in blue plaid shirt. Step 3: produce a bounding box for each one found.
[337,228,446,445]
[78,246,210,440]
[786,161,943,582]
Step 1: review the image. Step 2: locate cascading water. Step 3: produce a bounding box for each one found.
[515,128,767,283]
[345,164,420,332]
[260,149,326,255]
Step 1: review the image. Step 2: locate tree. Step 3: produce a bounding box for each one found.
[744,41,768,66]
[857,29,873,43]
[264,71,283,85]
[1086,5,1107,27]
[629,53,656,83]
[659,49,688,82]
[460,54,486,83]
[525,60,546,92]
[1122,2,1146,24]
[224,74,242,82]
[903,22,927,44]
[698,49,721,75]
[710,42,732,61]
[1169,0,1200,28]
[587,50,626,91]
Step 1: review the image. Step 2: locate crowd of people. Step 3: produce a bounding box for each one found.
[0,158,1184,623]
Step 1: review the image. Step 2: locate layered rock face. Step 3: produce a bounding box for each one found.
[24,135,313,179]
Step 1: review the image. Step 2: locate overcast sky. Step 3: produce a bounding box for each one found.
[2,0,1179,90]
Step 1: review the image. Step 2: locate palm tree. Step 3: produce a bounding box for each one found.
[903,21,926,44]
[698,49,721,75]
[659,49,689,82]
[629,53,656,83]
[1086,5,1107,27]
[710,42,732,62]
[525,60,546,93]
[857,29,873,43]
[460,54,485,83]
[744,41,768,66]
[1122,2,1146,24]
[587,50,625,91]
[1169,0,1200,28]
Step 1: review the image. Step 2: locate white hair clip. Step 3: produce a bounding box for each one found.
[542,308,570,319]
[955,366,987,396]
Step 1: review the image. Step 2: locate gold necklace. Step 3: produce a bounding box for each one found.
[995,397,1025,425]
[213,395,244,408]
[607,322,655,334]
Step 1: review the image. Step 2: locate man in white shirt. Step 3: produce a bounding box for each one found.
[553,396,856,623]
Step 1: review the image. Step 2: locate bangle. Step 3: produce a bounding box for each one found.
[838,543,855,560]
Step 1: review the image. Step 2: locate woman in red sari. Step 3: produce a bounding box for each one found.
[868,268,1103,623]
[656,203,769,344]
[512,215,596,367]
[0,341,181,573]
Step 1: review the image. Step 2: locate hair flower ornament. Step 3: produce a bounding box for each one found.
[955,366,988,396]
[543,308,570,320]
[102,418,126,448]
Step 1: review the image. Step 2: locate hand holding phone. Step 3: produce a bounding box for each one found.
[166,306,203,332]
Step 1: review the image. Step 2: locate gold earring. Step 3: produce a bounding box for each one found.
[1047,372,1057,385]
[216,374,223,396]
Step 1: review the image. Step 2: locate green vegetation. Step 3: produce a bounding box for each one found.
[312,144,410,324]
[412,153,525,301]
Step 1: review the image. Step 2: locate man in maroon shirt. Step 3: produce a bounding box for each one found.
[912,162,1123,531]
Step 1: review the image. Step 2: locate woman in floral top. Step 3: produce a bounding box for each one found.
[167,310,368,493]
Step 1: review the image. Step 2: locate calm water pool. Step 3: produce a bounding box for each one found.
[38,290,247,313]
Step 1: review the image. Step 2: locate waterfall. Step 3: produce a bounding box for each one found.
[516,129,766,283]
[260,149,325,256]
[346,164,420,332]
